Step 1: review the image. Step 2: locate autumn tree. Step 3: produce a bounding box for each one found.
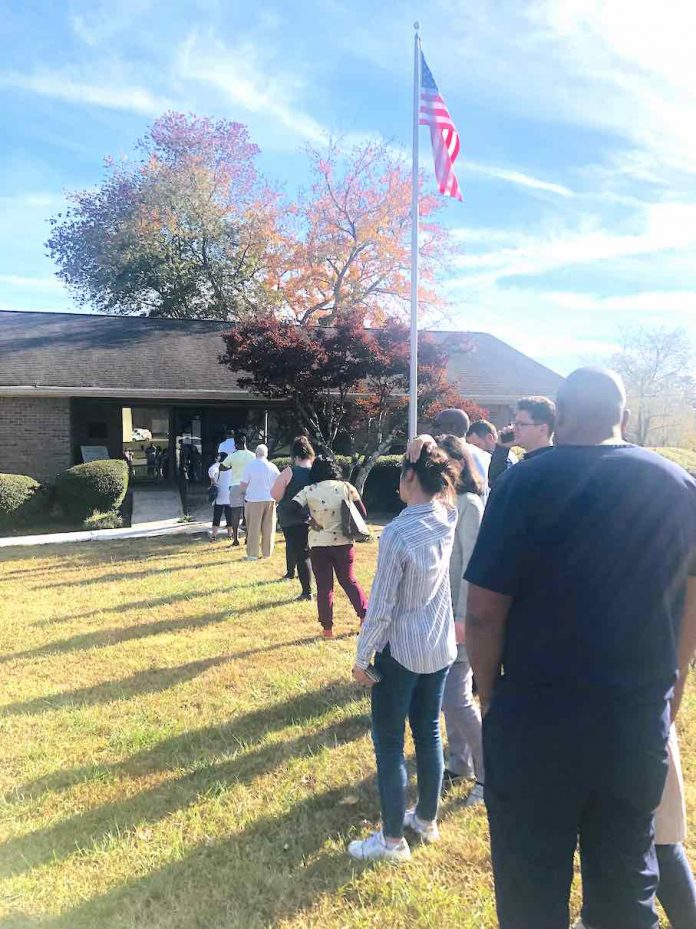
[610,326,695,446]
[276,139,449,326]
[219,315,480,491]
[46,113,283,320]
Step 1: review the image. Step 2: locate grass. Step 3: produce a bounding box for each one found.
[0,532,694,928]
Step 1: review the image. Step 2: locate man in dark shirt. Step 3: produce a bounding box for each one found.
[465,367,696,929]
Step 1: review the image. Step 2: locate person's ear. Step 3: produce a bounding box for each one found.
[622,408,630,436]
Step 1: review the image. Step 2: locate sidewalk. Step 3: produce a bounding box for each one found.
[0,486,205,549]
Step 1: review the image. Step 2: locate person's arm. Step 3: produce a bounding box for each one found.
[466,586,512,713]
[353,530,404,675]
[672,576,696,721]
[240,464,251,493]
[453,499,484,643]
[271,467,292,502]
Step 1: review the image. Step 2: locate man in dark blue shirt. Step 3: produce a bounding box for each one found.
[465,367,696,929]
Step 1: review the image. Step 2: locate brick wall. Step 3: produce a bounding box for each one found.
[0,397,72,481]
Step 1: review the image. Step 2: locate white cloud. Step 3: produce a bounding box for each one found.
[0,274,63,290]
[0,70,173,115]
[177,33,327,147]
[462,161,574,197]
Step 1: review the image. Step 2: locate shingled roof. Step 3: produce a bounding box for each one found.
[0,310,562,402]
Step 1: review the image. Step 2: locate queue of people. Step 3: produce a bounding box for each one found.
[207,374,696,928]
[348,367,696,929]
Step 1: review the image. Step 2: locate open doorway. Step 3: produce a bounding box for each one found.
[122,406,171,482]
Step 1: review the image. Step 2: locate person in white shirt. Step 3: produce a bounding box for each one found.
[218,429,236,457]
[207,454,233,542]
[221,430,255,547]
[240,444,280,560]
[348,436,458,863]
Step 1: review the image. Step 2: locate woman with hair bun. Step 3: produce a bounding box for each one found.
[348,435,459,862]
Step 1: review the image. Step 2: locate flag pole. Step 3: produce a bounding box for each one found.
[408,22,421,441]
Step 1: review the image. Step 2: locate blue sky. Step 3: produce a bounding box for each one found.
[1,0,695,374]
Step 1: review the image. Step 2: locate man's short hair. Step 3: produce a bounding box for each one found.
[467,420,497,440]
[517,397,556,434]
[432,408,471,438]
[234,429,247,444]
[255,443,269,459]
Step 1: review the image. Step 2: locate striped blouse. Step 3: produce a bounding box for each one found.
[355,501,458,674]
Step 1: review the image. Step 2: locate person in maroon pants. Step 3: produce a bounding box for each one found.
[289,456,368,638]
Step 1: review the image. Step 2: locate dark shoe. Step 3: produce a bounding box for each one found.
[295,592,313,602]
[282,572,295,580]
[231,539,240,547]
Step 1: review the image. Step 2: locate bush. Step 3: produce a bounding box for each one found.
[55,460,129,521]
[83,510,124,530]
[362,456,404,514]
[271,455,352,477]
[0,473,42,529]
[652,447,696,474]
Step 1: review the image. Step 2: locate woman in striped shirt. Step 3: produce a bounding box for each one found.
[348,437,458,862]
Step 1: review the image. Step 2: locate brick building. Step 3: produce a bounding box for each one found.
[0,310,562,482]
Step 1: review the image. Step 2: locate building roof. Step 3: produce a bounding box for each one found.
[0,309,562,403]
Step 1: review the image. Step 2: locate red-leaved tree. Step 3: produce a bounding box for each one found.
[219,315,483,491]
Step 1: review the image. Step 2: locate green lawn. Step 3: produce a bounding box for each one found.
[0,533,694,928]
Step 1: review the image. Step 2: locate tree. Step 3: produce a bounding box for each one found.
[276,139,449,326]
[46,113,283,320]
[610,326,695,446]
[219,315,482,491]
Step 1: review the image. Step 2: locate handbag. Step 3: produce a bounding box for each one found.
[340,482,370,542]
[207,485,218,504]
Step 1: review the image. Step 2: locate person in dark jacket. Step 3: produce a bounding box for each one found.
[271,436,316,601]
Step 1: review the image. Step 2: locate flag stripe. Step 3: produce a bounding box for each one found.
[419,52,462,201]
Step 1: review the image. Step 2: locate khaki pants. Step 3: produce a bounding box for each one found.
[245,501,276,558]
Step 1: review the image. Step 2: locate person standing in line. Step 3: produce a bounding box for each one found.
[464,367,696,929]
[271,436,315,600]
[432,408,490,494]
[467,420,518,486]
[207,453,233,543]
[145,442,158,478]
[222,431,255,547]
[289,457,368,638]
[218,428,236,457]
[348,438,458,862]
[435,434,486,805]
[240,444,279,561]
[512,395,555,459]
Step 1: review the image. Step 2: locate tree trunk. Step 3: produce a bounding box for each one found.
[353,431,398,495]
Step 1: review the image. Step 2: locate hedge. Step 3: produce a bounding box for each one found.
[271,455,352,476]
[0,473,42,528]
[271,454,403,513]
[54,460,129,521]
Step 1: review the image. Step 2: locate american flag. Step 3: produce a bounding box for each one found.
[419,52,462,201]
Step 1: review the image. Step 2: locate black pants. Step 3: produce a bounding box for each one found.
[484,683,669,929]
[283,524,311,595]
[212,504,232,528]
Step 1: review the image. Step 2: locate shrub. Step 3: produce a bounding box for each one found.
[55,460,129,521]
[271,455,352,477]
[361,456,404,514]
[652,447,696,474]
[83,510,124,530]
[0,473,42,529]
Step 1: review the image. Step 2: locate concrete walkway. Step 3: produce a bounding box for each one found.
[0,486,210,549]
[131,486,183,525]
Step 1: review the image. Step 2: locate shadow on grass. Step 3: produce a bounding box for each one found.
[31,578,301,628]
[0,599,303,666]
[0,767,383,929]
[0,655,233,717]
[0,690,371,880]
[29,558,236,589]
[8,677,361,803]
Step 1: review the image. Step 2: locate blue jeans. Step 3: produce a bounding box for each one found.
[657,844,696,929]
[484,682,669,929]
[371,644,449,839]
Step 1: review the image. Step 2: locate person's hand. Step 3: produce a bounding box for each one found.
[454,621,466,645]
[352,665,376,686]
[407,434,436,462]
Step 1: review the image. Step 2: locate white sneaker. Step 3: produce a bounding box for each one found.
[463,782,485,807]
[403,808,440,843]
[347,830,411,862]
